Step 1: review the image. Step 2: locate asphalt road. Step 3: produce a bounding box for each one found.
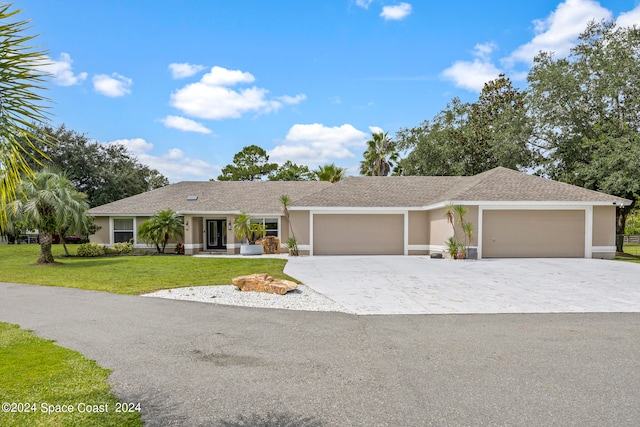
[1,282,639,426]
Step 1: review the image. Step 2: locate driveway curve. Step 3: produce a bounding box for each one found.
[1,282,640,426]
[284,257,640,315]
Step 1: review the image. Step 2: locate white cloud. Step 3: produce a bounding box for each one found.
[369,126,384,135]
[356,0,373,9]
[380,3,412,20]
[93,73,132,97]
[170,66,305,120]
[169,63,207,79]
[441,0,621,91]
[36,53,87,86]
[107,138,216,182]
[617,4,640,28]
[159,115,212,134]
[269,123,368,166]
[507,0,611,65]
[441,44,502,92]
[277,94,307,104]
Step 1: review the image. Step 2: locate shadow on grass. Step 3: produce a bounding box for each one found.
[217,412,323,427]
[46,257,129,268]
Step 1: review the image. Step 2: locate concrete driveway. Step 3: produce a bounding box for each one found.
[284,257,640,315]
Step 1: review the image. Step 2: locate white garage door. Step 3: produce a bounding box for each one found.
[482,210,585,258]
[313,214,404,255]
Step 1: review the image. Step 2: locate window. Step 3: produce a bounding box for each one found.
[251,218,279,237]
[113,218,134,243]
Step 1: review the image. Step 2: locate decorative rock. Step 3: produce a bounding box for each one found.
[256,236,281,254]
[231,273,298,295]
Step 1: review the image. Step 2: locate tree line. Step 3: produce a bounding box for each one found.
[1,2,638,257]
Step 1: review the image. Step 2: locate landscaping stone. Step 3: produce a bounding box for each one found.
[256,236,281,254]
[231,273,297,295]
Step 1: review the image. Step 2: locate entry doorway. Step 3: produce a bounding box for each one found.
[206,219,227,250]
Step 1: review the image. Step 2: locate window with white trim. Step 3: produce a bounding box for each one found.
[251,218,279,237]
[113,218,134,243]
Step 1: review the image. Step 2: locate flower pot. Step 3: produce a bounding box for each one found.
[240,244,264,256]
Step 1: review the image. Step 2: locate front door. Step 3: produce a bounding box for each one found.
[206,219,227,250]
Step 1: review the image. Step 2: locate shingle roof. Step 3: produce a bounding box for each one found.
[88,167,631,215]
[292,167,631,207]
[442,167,630,203]
[88,181,332,215]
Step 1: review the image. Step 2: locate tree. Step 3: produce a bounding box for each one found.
[137,210,184,254]
[280,194,299,255]
[23,124,168,207]
[359,131,399,176]
[10,169,90,264]
[0,4,50,231]
[313,163,346,183]
[269,161,312,181]
[527,20,640,251]
[397,75,534,176]
[232,212,266,245]
[216,145,277,181]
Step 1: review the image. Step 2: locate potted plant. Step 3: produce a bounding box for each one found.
[233,213,266,256]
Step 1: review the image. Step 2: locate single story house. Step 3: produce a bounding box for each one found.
[88,167,631,259]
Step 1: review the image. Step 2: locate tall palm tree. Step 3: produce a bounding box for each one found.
[0,4,50,231]
[313,163,346,183]
[280,194,298,256]
[11,169,90,264]
[137,209,184,253]
[359,131,399,176]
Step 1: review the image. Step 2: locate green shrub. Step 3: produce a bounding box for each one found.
[76,242,105,257]
[113,241,133,254]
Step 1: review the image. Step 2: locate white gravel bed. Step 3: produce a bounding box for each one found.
[142,284,353,313]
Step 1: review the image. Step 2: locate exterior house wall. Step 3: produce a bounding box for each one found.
[91,217,110,245]
[134,217,150,249]
[428,207,454,253]
[408,210,429,255]
[592,206,616,259]
[289,210,311,255]
[183,215,203,255]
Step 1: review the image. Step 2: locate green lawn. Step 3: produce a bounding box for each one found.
[623,243,640,256]
[615,243,640,263]
[0,244,294,294]
[0,322,143,427]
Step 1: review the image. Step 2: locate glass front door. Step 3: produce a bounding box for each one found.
[206,219,227,250]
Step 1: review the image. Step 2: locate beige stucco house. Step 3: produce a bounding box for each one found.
[88,167,631,259]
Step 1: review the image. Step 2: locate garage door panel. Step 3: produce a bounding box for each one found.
[314,214,404,255]
[483,210,584,258]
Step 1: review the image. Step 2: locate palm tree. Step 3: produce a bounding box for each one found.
[11,169,90,264]
[313,163,346,183]
[280,194,298,256]
[359,131,399,176]
[0,4,50,232]
[137,209,184,253]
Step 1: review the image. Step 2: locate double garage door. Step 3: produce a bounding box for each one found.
[313,214,404,255]
[482,210,585,258]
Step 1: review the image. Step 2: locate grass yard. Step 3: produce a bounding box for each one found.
[0,244,294,294]
[0,323,143,427]
[623,243,640,256]
[615,243,640,263]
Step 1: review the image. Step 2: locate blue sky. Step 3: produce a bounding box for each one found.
[22,0,640,182]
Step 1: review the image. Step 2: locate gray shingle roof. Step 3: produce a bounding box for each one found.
[293,167,631,207]
[88,181,332,215]
[88,167,631,215]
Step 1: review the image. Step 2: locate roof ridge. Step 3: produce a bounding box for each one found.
[434,168,504,203]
